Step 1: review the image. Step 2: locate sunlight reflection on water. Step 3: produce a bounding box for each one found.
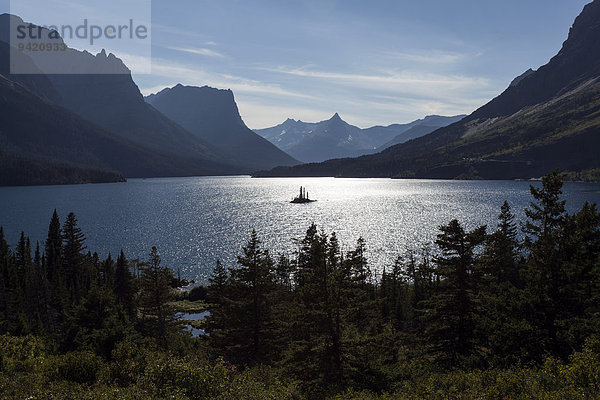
[1,176,599,283]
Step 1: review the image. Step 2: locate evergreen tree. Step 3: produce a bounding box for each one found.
[205,259,231,359]
[0,227,7,332]
[138,246,181,348]
[99,254,115,287]
[556,201,600,351]
[522,171,569,359]
[208,259,228,299]
[22,242,47,333]
[64,284,135,358]
[423,219,486,366]
[212,230,276,366]
[45,209,62,285]
[270,253,297,360]
[523,171,566,241]
[486,201,521,285]
[10,232,31,333]
[274,254,294,288]
[0,227,18,333]
[346,237,377,332]
[61,212,87,304]
[114,250,136,319]
[344,236,384,390]
[283,225,354,395]
[380,256,411,329]
[477,202,532,365]
[43,210,66,332]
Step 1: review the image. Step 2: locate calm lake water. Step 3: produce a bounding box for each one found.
[1,176,599,283]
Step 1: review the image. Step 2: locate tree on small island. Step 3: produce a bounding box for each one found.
[291,186,316,203]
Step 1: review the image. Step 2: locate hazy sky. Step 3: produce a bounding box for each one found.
[1,0,592,128]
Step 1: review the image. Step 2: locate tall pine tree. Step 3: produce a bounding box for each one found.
[210,231,277,366]
[61,212,87,305]
[138,246,181,348]
[423,219,486,366]
[522,171,569,359]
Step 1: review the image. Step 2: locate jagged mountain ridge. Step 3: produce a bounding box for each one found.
[255,113,463,163]
[254,113,369,163]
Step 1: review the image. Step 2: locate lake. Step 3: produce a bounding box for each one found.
[1,176,599,283]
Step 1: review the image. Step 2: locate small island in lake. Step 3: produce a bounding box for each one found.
[291,186,316,203]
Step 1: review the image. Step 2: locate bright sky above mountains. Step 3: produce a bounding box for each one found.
[1,0,591,128]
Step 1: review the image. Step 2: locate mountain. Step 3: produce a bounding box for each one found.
[255,113,464,162]
[509,68,535,87]
[0,14,241,175]
[377,125,442,150]
[0,41,61,103]
[255,1,600,179]
[145,84,299,170]
[0,15,248,185]
[373,115,466,150]
[253,118,318,156]
[0,73,234,186]
[254,113,372,163]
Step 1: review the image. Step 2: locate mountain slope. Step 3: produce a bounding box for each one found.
[255,0,600,179]
[0,41,61,103]
[375,115,466,150]
[0,72,235,185]
[0,14,241,176]
[362,115,465,150]
[377,125,442,150]
[145,84,299,170]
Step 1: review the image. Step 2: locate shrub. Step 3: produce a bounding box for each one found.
[43,351,104,384]
[140,355,229,399]
[0,334,47,373]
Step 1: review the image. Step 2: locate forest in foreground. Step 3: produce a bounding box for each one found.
[0,171,599,399]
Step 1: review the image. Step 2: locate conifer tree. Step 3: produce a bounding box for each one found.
[138,246,181,348]
[274,254,294,288]
[114,250,135,319]
[283,225,353,395]
[43,211,67,331]
[522,171,569,359]
[477,202,532,365]
[423,219,486,366]
[22,242,47,333]
[555,201,600,351]
[380,256,410,329]
[10,232,31,333]
[64,284,135,358]
[346,237,377,332]
[205,259,231,358]
[61,212,87,304]
[0,227,14,333]
[45,209,62,285]
[208,259,228,298]
[217,230,276,366]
